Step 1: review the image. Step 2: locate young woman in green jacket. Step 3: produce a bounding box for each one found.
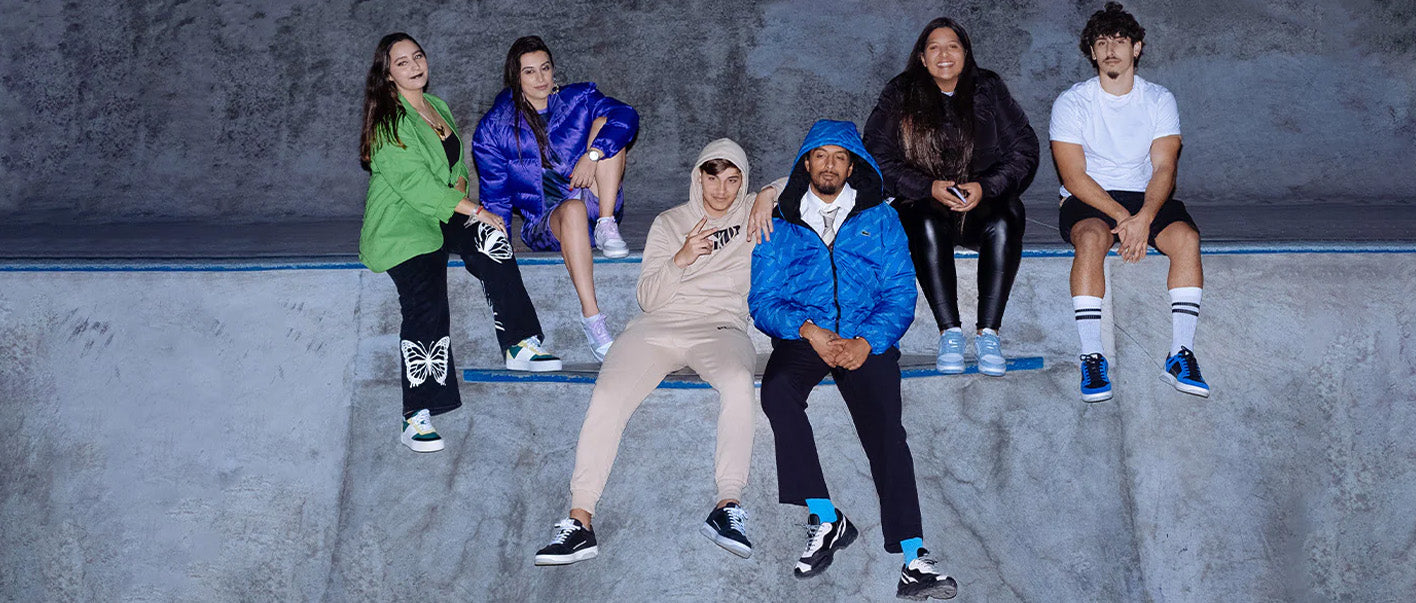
[359,33,561,453]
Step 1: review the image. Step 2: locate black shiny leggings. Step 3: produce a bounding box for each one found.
[894,196,1025,332]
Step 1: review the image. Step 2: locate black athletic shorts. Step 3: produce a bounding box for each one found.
[1058,190,1199,250]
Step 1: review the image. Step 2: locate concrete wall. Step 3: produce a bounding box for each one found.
[2,253,1413,600]
[2,1,1413,223]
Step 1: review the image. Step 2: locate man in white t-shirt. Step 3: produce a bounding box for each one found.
[1049,2,1209,403]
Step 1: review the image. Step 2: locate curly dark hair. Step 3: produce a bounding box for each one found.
[1080,2,1146,69]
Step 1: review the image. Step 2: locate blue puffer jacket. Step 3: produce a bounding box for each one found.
[750,120,917,354]
[472,82,638,235]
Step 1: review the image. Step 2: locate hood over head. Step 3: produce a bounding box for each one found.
[688,137,752,221]
[776,120,885,224]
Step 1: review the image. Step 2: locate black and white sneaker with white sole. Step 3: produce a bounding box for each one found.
[533,518,598,566]
[793,512,858,578]
[896,548,958,600]
[700,502,752,558]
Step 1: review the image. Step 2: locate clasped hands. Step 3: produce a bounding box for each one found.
[800,321,871,371]
[1110,209,1155,263]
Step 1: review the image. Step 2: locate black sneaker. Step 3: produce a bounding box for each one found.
[896,548,958,600]
[793,512,858,578]
[533,518,598,566]
[700,502,752,558]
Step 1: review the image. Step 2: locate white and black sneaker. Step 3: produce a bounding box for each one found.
[793,512,858,578]
[896,548,958,600]
[533,518,598,566]
[700,503,752,558]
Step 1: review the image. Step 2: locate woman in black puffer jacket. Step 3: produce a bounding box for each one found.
[863,17,1039,377]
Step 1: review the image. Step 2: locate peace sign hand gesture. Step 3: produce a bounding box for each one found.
[673,217,716,269]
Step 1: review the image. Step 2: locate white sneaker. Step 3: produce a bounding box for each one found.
[400,409,444,453]
[580,313,614,362]
[505,336,563,372]
[594,218,629,259]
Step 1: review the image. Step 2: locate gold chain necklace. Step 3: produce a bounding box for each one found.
[413,101,448,139]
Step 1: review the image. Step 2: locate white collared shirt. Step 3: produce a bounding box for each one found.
[799,183,857,241]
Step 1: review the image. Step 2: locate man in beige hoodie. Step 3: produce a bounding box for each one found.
[534,138,758,566]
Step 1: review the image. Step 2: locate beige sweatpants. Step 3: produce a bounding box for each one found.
[568,318,757,515]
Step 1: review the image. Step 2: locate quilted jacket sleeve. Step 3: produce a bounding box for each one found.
[749,224,807,340]
[471,115,514,221]
[972,77,1040,201]
[855,209,917,353]
[581,83,639,159]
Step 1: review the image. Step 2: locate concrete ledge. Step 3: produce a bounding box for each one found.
[462,355,1047,388]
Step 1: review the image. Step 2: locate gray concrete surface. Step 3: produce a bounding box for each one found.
[2,1,1413,225]
[2,252,1413,600]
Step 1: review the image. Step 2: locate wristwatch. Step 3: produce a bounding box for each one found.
[587,148,604,162]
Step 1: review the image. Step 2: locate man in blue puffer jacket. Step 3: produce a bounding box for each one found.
[751,120,957,599]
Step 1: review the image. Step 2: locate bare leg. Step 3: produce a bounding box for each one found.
[550,199,599,317]
[1069,218,1114,298]
[585,116,626,220]
[569,508,592,529]
[1152,222,1204,289]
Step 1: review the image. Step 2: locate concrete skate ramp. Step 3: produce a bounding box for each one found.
[1,250,1413,601]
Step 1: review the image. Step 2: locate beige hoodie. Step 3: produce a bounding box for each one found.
[634,138,754,331]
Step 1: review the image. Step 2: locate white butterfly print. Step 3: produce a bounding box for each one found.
[400,336,450,387]
[476,223,513,263]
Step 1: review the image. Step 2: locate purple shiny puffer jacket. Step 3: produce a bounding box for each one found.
[472,82,638,248]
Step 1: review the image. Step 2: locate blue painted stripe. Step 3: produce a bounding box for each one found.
[463,356,1045,389]
[3,243,1413,272]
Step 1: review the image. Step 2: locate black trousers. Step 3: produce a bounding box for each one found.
[759,339,922,553]
[385,215,543,417]
[894,195,1025,332]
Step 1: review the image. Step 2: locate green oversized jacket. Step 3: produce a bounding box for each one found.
[359,93,468,273]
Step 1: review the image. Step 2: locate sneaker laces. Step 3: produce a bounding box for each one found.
[1177,350,1203,381]
[596,219,623,241]
[406,410,435,435]
[548,519,580,545]
[583,315,612,345]
[519,335,551,356]
[1081,354,1106,386]
[941,332,964,354]
[976,332,1002,358]
[724,506,748,533]
[909,552,942,575]
[800,520,829,553]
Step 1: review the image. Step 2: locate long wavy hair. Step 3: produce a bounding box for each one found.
[895,18,979,183]
[503,35,556,167]
[359,33,425,171]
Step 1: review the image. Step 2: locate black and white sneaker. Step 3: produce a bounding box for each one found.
[533,518,598,566]
[700,503,752,558]
[793,512,858,578]
[896,548,958,600]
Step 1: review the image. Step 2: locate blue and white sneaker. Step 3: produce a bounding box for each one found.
[1164,347,1210,397]
[974,330,1006,377]
[936,329,965,374]
[1079,353,1113,403]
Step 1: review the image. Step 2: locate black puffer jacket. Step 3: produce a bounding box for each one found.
[863,70,1039,203]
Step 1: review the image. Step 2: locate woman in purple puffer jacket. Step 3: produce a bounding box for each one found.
[473,35,639,362]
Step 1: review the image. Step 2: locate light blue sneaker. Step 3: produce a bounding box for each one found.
[974,330,1006,376]
[936,329,965,374]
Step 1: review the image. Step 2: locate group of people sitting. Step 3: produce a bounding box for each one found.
[358,3,1209,599]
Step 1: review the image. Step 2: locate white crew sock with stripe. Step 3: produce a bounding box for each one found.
[1169,287,1202,355]
[1072,295,1104,356]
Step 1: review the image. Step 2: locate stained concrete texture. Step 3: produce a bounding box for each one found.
[2,252,1414,600]
[2,1,1413,223]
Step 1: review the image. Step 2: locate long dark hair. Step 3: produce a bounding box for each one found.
[896,18,979,183]
[502,35,556,167]
[360,33,426,171]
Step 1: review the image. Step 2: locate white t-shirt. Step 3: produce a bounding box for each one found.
[1049,75,1181,198]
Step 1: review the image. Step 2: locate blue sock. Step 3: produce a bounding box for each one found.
[901,538,924,564]
[805,498,837,523]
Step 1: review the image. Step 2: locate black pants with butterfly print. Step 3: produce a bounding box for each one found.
[386,214,545,417]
